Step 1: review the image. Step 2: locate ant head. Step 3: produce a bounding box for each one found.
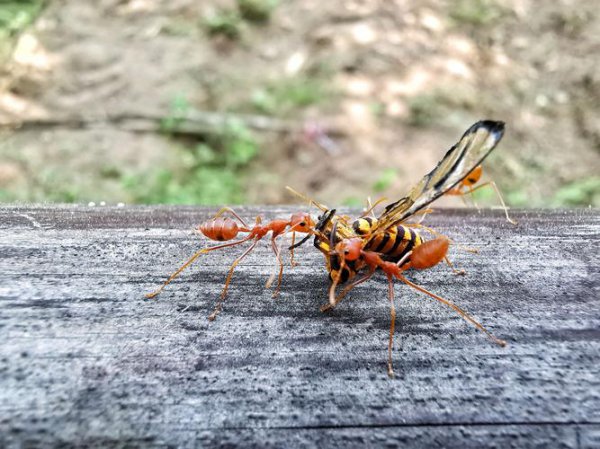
[290,212,315,233]
[464,165,483,186]
[335,238,362,261]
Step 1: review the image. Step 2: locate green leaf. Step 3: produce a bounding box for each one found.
[372,168,397,192]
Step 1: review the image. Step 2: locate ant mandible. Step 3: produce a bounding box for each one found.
[146,207,315,321]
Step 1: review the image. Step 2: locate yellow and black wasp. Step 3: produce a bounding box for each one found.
[297,120,511,285]
[290,120,513,376]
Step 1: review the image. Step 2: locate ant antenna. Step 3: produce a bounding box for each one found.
[285,186,328,212]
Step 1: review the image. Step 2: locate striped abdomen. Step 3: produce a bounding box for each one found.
[364,225,423,264]
[352,217,423,263]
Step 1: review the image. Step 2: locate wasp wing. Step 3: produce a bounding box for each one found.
[369,120,505,236]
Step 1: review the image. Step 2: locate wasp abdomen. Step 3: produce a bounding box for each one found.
[352,217,378,235]
[365,225,423,263]
[409,237,449,270]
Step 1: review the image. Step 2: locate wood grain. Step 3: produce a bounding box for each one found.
[0,206,599,448]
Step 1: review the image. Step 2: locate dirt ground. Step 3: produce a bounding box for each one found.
[0,0,599,207]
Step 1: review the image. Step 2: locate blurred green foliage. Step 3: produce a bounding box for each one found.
[203,0,278,39]
[237,0,279,23]
[0,0,45,62]
[342,197,363,207]
[160,94,191,133]
[552,177,600,207]
[372,168,397,193]
[406,87,478,128]
[125,117,259,205]
[407,94,446,127]
[251,77,330,116]
[203,9,243,39]
[449,0,504,26]
[0,0,596,209]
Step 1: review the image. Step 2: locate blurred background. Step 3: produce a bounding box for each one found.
[0,0,598,207]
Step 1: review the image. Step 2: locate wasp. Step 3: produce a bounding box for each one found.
[291,120,512,376]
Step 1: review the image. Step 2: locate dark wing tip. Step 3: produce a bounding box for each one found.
[467,119,505,141]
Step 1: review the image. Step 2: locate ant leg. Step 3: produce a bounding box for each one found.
[460,190,477,209]
[387,274,397,378]
[467,186,480,211]
[397,274,507,347]
[321,268,376,312]
[462,182,516,225]
[212,207,251,228]
[208,238,261,321]
[193,207,252,236]
[283,222,311,266]
[265,236,285,298]
[444,256,466,276]
[146,236,254,299]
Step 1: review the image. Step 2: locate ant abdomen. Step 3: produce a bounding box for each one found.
[199,217,240,241]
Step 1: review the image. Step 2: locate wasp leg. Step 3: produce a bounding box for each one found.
[326,258,346,309]
[387,274,397,378]
[362,196,388,218]
[414,208,434,225]
[320,268,376,312]
[397,274,507,347]
[444,256,466,276]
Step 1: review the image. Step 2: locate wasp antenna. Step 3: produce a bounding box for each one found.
[288,232,312,250]
[330,221,339,250]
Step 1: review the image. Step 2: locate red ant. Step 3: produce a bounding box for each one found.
[325,227,506,377]
[146,207,315,321]
[447,165,517,225]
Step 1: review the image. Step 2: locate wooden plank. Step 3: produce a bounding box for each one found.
[0,206,599,448]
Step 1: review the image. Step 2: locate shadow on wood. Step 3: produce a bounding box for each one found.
[0,206,599,448]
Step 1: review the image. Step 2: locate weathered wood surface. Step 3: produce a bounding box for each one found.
[0,205,599,448]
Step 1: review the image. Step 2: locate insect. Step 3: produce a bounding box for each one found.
[446,165,516,225]
[146,207,316,320]
[328,222,506,377]
[305,120,511,376]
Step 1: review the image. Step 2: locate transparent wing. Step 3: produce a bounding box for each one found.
[370,120,505,235]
